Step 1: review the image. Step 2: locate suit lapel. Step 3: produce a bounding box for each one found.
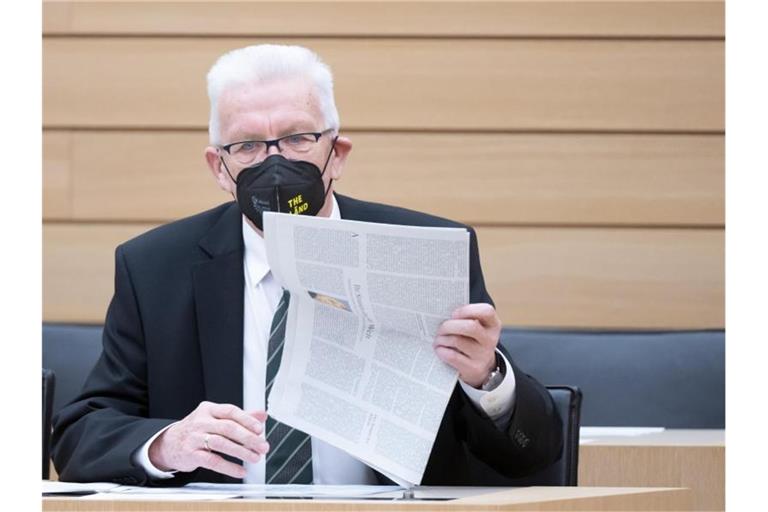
[335,194,359,221]
[335,193,380,223]
[192,203,246,408]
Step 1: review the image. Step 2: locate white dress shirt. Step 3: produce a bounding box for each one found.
[135,196,517,482]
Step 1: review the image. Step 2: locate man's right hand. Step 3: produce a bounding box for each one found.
[148,401,270,479]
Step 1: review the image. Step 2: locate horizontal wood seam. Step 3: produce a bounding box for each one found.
[42,33,726,42]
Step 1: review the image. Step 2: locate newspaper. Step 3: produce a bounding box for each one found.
[263,212,470,486]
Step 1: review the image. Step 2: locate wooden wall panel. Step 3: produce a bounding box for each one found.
[43,223,152,324]
[477,226,724,329]
[66,131,227,221]
[43,38,724,132]
[42,1,725,38]
[43,131,72,219]
[43,130,724,226]
[41,0,725,329]
[344,133,724,227]
[43,223,724,329]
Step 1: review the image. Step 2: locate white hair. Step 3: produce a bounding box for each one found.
[206,44,340,145]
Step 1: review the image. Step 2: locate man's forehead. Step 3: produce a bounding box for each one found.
[218,78,323,136]
[221,79,318,113]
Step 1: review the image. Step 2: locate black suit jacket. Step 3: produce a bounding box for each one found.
[51,195,563,486]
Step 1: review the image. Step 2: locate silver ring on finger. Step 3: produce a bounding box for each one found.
[203,433,212,452]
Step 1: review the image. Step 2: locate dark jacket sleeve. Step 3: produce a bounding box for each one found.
[459,227,564,477]
[51,246,177,485]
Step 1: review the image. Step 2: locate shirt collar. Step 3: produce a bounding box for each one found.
[242,195,341,287]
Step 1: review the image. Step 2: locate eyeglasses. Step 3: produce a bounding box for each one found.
[219,129,335,166]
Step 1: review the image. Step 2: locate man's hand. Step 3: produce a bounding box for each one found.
[148,401,270,479]
[434,303,502,388]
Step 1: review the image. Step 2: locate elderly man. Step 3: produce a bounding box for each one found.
[52,44,562,486]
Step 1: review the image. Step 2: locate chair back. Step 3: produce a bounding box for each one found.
[509,386,582,486]
[469,385,582,486]
[501,328,724,428]
[42,324,103,415]
[42,368,56,479]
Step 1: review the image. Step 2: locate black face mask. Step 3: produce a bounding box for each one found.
[223,143,335,231]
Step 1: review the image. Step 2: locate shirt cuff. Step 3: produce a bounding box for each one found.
[132,422,179,480]
[459,349,517,427]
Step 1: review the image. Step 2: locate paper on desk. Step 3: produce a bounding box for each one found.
[580,427,666,437]
[184,483,402,498]
[263,212,470,486]
[81,492,241,501]
[105,485,242,496]
[71,484,398,500]
[42,481,120,494]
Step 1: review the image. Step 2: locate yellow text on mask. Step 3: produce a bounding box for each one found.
[288,194,309,214]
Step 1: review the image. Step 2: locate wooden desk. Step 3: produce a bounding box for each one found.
[579,429,724,511]
[43,486,691,511]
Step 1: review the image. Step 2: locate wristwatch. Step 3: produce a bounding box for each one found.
[481,353,506,391]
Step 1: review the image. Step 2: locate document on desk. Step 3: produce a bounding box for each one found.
[184,483,401,498]
[42,481,121,495]
[263,212,470,486]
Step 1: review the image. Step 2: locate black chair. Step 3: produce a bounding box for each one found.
[467,385,582,486]
[42,368,56,479]
[42,324,103,416]
[508,386,582,486]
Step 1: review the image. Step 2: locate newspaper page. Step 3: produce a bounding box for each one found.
[263,212,469,486]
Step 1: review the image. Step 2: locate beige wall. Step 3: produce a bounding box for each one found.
[42,0,724,329]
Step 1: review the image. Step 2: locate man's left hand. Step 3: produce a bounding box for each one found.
[433,303,502,388]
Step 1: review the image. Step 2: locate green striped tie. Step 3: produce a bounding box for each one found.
[265,290,313,484]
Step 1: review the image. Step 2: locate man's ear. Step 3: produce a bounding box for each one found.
[328,136,352,180]
[204,146,235,194]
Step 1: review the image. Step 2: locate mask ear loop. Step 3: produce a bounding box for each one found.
[219,154,238,184]
[319,136,339,199]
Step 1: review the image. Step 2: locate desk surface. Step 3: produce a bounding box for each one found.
[581,428,724,446]
[43,486,692,511]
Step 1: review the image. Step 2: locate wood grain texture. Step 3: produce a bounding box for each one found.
[64,131,227,221]
[42,38,724,131]
[42,130,724,226]
[43,131,72,219]
[43,223,724,329]
[579,430,724,511]
[476,226,724,329]
[455,487,692,511]
[41,0,725,332]
[43,223,152,324]
[43,130,725,226]
[42,0,724,38]
[311,133,724,226]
